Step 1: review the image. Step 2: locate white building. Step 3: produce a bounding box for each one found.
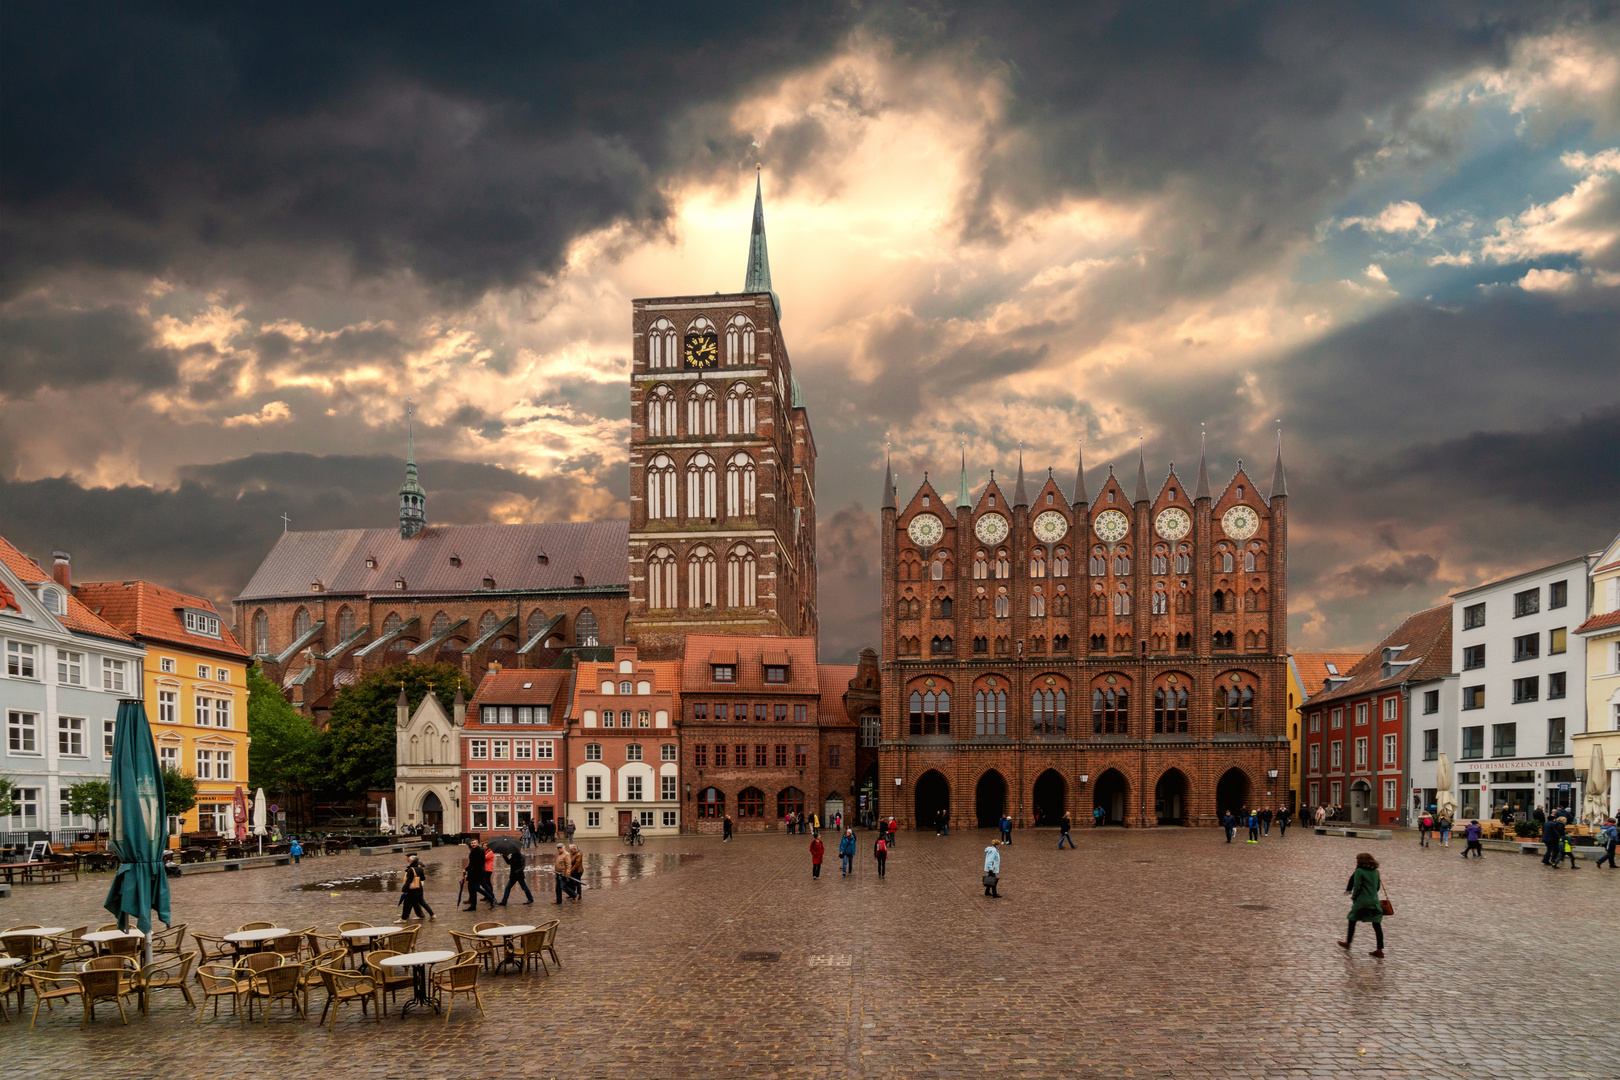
[1574,530,1620,820]
[2,539,148,842]
[1449,555,1591,819]
[395,685,464,833]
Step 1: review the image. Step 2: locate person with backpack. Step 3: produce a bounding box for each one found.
[1246,809,1261,843]
[1418,810,1434,847]
[1595,816,1618,869]
[1437,813,1453,848]
[838,829,857,876]
[873,831,889,878]
[1461,819,1484,859]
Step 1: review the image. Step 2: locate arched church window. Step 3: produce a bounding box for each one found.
[430,611,449,638]
[687,453,717,519]
[336,605,355,640]
[725,314,756,365]
[995,588,1009,619]
[647,384,676,437]
[383,612,402,636]
[689,546,717,608]
[1113,589,1131,616]
[575,608,599,647]
[725,452,756,517]
[479,610,499,639]
[994,551,1010,579]
[1030,587,1046,617]
[252,609,269,653]
[647,454,677,520]
[727,545,757,608]
[526,609,547,641]
[647,318,677,369]
[973,551,988,579]
[1030,550,1046,578]
[1054,547,1069,576]
[687,384,717,436]
[293,607,311,638]
[648,548,677,609]
[726,383,756,434]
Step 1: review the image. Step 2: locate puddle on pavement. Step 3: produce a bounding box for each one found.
[298,863,443,893]
[298,851,702,893]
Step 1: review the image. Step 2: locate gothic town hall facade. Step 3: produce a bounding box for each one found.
[879,441,1291,830]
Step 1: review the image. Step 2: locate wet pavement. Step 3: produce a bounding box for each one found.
[4,827,1615,1078]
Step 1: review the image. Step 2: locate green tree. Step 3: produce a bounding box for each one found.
[248,664,318,824]
[65,779,111,843]
[0,776,14,820]
[320,662,471,800]
[161,768,198,821]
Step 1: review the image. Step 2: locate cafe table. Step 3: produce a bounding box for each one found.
[83,928,144,955]
[222,928,292,955]
[0,927,66,961]
[340,925,403,966]
[377,949,455,1016]
[476,924,535,973]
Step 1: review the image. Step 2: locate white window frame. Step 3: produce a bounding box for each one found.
[8,710,39,754]
[8,641,38,679]
[101,657,126,692]
[1354,736,1368,768]
[661,775,677,801]
[536,774,554,795]
[537,741,555,761]
[661,743,677,762]
[585,775,603,801]
[103,718,116,758]
[214,698,231,729]
[626,744,643,762]
[470,774,488,795]
[159,744,179,771]
[159,690,177,724]
[57,649,84,685]
[1382,778,1398,811]
[159,656,175,674]
[216,749,233,780]
[470,740,488,760]
[587,810,601,828]
[1383,733,1398,766]
[627,775,643,801]
[196,696,212,727]
[195,748,213,780]
[58,715,86,757]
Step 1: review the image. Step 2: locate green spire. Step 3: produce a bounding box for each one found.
[744,167,781,318]
[957,447,969,508]
[399,399,426,539]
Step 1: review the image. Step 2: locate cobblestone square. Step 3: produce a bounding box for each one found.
[5,827,1616,1079]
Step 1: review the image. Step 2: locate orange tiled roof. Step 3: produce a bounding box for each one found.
[1301,604,1454,709]
[0,536,133,642]
[73,580,247,658]
[680,634,820,693]
[469,669,570,711]
[1576,609,1620,634]
[1291,653,1365,702]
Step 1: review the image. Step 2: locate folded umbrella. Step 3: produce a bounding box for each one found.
[103,698,171,965]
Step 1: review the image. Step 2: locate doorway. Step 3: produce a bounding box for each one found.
[419,791,444,834]
[914,770,949,830]
[825,794,845,827]
[1350,781,1372,825]
[1092,769,1128,825]
[1216,768,1251,820]
[975,770,1008,828]
[1032,770,1067,827]
[1155,769,1189,825]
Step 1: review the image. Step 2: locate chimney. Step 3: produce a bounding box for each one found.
[52,551,71,588]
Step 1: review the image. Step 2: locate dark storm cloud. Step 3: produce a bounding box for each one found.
[0,3,855,299]
[0,452,623,615]
[1332,554,1443,596]
[0,302,181,393]
[817,503,881,664]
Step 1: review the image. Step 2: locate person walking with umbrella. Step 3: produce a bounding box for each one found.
[491,837,534,904]
[464,838,495,911]
[809,833,825,878]
[1337,852,1387,958]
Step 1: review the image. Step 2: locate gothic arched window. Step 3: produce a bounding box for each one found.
[1244,550,1257,572]
[1113,589,1131,616]
[994,588,1009,619]
[1030,588,1046,617]
[1152,545,1168,574]
[293,606,312,639]
[647,384,676,437]
[725,452,756,517]
[647,454,677,519]
[727,545,756,608]
[688,545,717,608]
[687,384,717,436]
[526,609,547,641]
[252,609,269,653]
[1054,547,1070,577]
[1091,687,1128,734]
[1114,550,1132,575]
[1030,549,1046,578]
[1221,548,1234,573]
[974,689,1007,736]
[1152,589,1168,615]
[647,318,677,369]
[726,382,756,434]
[1175,545,1191,574]
[973,551,988,579]
[478,610,499,639]
[383,612,402,636]
[725,313,756,366]
[687,453,717,519]
[336,605,355,640]
[1090,547,1106,575]
[575,608,599,646]
[994,551,1010,579]
[429,611,449,639]
[648,547,677,609]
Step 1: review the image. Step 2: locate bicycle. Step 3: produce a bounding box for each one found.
[620,826,644,847]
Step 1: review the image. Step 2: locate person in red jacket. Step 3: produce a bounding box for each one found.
[809,834,825,879]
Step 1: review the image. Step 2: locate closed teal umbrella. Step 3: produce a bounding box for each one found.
[103,698,171,941]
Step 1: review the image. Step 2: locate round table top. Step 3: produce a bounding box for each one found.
[379,950,455,967]
[223,928,291,943]
[340,925,402,938]
[83,929,144,942]
[0,956,24,968]
[0,927,65,938]
[477,924,535,937]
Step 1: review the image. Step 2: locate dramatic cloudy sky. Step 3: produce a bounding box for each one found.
[3,3,1618,662]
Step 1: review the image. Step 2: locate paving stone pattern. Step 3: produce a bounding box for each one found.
[5,828,1616,1079]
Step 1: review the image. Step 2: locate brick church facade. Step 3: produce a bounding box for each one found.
[878,440,1291,829]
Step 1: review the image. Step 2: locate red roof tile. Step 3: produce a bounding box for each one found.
[1291,653,1366,701]
[1576,609,1620,634]
[816,665,858,725]
[680,634,820,693]
[468,669,571,712]
[73,580,248,658]
[1301,604,1453,709]
[0,536,133,642]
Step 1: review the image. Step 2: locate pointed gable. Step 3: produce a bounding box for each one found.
[898,476,952,554]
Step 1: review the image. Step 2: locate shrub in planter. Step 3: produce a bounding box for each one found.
[1513,821,1541,838]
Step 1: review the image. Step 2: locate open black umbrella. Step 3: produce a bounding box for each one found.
[487,835,521,858]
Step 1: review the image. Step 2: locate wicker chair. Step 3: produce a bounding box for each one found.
[25,971,84,1030]
[431,962,483,1023]
[363,949,414,1009]
[336,921,373,965]
[535,920,562,970]
[508,928,551,976]
[11,953,64,1015]
[150,923,189,956]
[51,927,95,963]
[384,926,418,953]
[307,931,349,968]
[290,925,318,960]
[269,932,303,962]
[195,964,246,1023]
[129,951,197,1016]
[297,949,346,1015]
[104,935,142,959]
[447,931,494,973]
[78,967,131,1027]
[471,921,505,970]
[243,960,304,1024]
[237,921,276,933]
[315,966,379,1029]
[96,923,121,933]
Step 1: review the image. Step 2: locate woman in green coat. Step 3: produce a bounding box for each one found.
[1337,852,1386,957]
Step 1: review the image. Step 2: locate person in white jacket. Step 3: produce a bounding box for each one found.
[983,840,1002,898]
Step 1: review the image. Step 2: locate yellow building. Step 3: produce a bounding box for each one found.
[1287,652,1363,813]
[1575,530,1620,820]
[74,580,251,841]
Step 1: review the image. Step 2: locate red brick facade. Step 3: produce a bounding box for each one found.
[624,292,818,659]
[878,446,1291,829]
[564,648,683,839]
[459,669,571,836]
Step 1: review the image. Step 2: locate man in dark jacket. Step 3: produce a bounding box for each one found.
[500,845,534,905]
[1541,816,1561,866]
[464,839,495,910]
[1260,807,1273,835]
[1223,810,1237,843]
[1058,812,1075,849]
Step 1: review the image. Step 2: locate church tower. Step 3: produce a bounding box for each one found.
[625,170,818,658]
[399,400,426,539]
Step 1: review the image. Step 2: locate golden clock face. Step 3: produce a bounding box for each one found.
[1032,510,1068,543]
[1156,507,1191,542]
[1093,509,1129,543]
[683,331,718,369]
[1221,505,1259,541]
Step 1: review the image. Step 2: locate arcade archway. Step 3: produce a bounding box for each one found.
[1032,770,1067,827]
[1093,768,1128,826]
[914,770,949,830]
[975,770,1007,828]
[1154,769,1189,826]
[1216,768,1251,820]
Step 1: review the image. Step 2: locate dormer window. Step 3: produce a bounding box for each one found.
[764,665,787,683]
[395,578,406,590]
[574,574,585,586]
[483,576,495,589]
[39,587,64,615]
[310,581,323,592]
[712,664,735,683]
[537,552,549,565]
[450,555,462,567]
[365,557,377,569]
[182,609,221,638]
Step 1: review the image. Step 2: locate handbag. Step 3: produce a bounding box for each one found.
[982,872,998,887]
[1378,879,1394,917]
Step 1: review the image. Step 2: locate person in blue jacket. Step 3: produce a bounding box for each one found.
[289,838,303,864]
[838,829,857,877]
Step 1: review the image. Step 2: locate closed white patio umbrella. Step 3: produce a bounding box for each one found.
[252,787,268,855]
[1435,753,1457,820]
[1583,745,1608,825]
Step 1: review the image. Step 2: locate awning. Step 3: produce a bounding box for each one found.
[709,648,739,665]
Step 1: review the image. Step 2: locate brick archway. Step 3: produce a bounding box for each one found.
[1092,768,1129,826]
[974,770,1008,828]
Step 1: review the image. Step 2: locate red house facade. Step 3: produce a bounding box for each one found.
[459,669,571,836]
